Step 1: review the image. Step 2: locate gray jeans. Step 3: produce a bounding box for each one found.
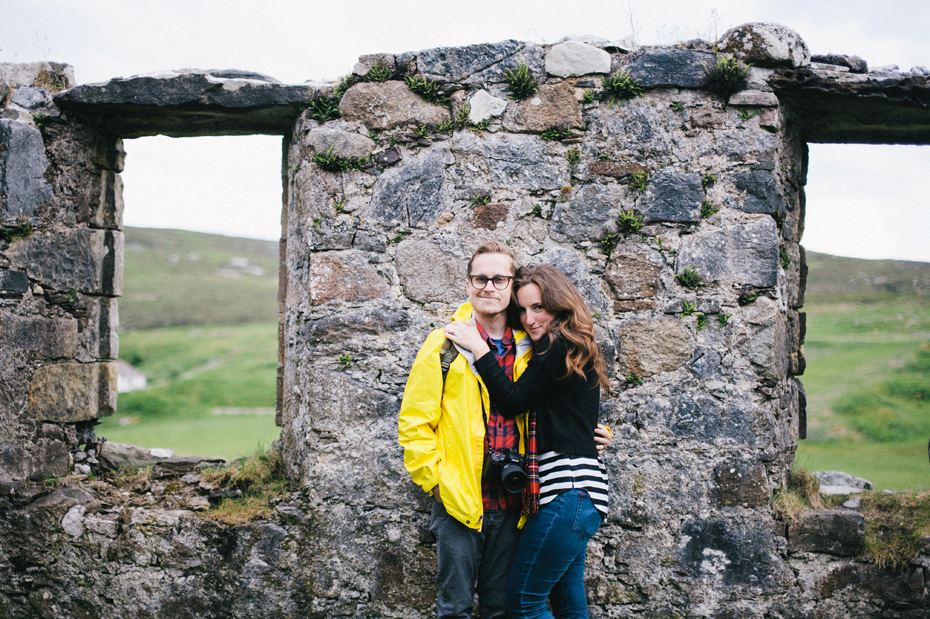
[430,498,522,619]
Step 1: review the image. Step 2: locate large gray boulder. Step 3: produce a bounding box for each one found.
[716,23,811,69]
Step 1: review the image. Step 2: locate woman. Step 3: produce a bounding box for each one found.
[444,264,610,619]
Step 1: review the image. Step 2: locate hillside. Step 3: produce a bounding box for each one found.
[120,226,280,330]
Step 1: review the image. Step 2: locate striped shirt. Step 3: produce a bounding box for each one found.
[538,451,609,517]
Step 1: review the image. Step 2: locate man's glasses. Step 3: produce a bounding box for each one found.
[467,275,514,290]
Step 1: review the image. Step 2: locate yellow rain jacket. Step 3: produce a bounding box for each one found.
[398,303,533,531]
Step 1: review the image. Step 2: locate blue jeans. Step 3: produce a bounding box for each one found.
[430,498,522,618]
[506,489,602,619]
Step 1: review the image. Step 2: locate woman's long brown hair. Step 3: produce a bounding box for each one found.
[510,264,611,395]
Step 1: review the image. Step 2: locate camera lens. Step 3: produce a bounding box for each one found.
[501,463,527,494]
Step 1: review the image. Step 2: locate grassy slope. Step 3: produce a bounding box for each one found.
[120,226,280,330]
[796,252,930,490]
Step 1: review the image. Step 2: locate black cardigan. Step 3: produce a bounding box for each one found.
[474,334,601,457]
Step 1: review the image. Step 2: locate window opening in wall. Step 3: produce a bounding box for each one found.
[96,135,284,462]
[795,143,930,491]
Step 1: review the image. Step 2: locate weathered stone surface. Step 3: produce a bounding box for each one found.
[677,216,779,287]
[604,242,664,306]
[98,442,173,471]
[395,240,466,304]
[0,119,55,217]
[717,23,811,69]
[352,53,396,77]
[617,318,690,377]
[550,184,621,243]
[501,82,583,133]
[729,90,780,106]
[811,54,868,74]
[5,228,123,296]
[472,202,510,230]
[588,160,646,179]
[457,132,568,191]
[817,562,928,606]
[305,125,377,160]
[545,41,611,77]
[789,510,865,556]
[339,81,449,130]
[11,87,52,110]
[541,248,611,318]
[733,171,784,215]
[303,309,411,346]
[0,62,75,91]
[715,461,770,508]
[624,49,719,88]
[55,70,310,137]
[637,170,703,222]
[679,518,794,589]
[152,456,225,478]
[468,90,507,122]
[26,487,100,517]
[308,254,388,304]
[813,471,873,491]
[28,362,117,422]
[366,147,445,227]
[0,269,30,292]
[416,40,527,84]
[88,170,124,230]
[0,311,79,360]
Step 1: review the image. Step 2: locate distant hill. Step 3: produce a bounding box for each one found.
[806,251,930,303]
[117,228,930,330]
[120,227,280,330]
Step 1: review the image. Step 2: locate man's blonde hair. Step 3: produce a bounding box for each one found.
[467,241,518,276]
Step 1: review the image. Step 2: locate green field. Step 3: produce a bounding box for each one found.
[796,252,930,490]
[99,322,281,461]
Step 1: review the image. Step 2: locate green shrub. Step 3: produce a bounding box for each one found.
[601,70,643,105]
[405,74,450,107]
[703,53,750,101]
[504,60,538,100]
[675,266,703,288]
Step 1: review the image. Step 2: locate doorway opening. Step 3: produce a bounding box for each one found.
[97,135,285,462]
[795,143,930,491]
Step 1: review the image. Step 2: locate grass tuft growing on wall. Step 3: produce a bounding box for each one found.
[859,490,930,571]
[200,448,289,525]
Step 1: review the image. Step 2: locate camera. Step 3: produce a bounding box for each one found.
[484,448,527,494]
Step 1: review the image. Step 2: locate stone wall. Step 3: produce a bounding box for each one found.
[1,22,929,618]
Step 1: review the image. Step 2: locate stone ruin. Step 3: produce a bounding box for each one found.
[2,22,929,619]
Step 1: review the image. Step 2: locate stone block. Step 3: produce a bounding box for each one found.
[93,137,126,172]
[617,318,690,378]
[788,510,865,556]
[733,171,785,216]
[11,87,51,110]
[0,119,55,217]
[717,23,811,69]
[624,49,719,88]
[308,253,388,305]
[88,170,124,230]
[715,461,770,508]
[416,40,530,84]
[464,132,568,191]
[26,487,101,517]
[637,170,703,223]
[302,309,411,347]
[741,298,789,379]
[28,361,117,423]
[501,82,583,133]
[545,41,611,77]
[588,161,647,179]
[604,242,664,305]
[467,90,508,122]
[0,269,30,292]
[395,240,465,304]
[0,310,79,360]
[677,216,779,288]
[728,90,779,107]
[152,456,224,478]
[811,54,868,74]
[22,440,71,481]
[98,442,173,471]
[352,53,396,77]
[550,184,621,243]
[817,562,927,605]
[305,125,377,160]
[472,202,509,230]
[0,62,75,91]
[4,228,123,296]
[365,148,446,227]
[339,81,450,131]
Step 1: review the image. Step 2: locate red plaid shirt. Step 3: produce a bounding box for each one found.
[476,322,522,512]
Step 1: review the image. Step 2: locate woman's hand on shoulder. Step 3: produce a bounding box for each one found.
[444,322,490,358]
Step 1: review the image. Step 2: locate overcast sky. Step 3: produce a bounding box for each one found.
[2,0,928,261]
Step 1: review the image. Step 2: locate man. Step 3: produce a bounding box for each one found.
[398,242,609,619]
